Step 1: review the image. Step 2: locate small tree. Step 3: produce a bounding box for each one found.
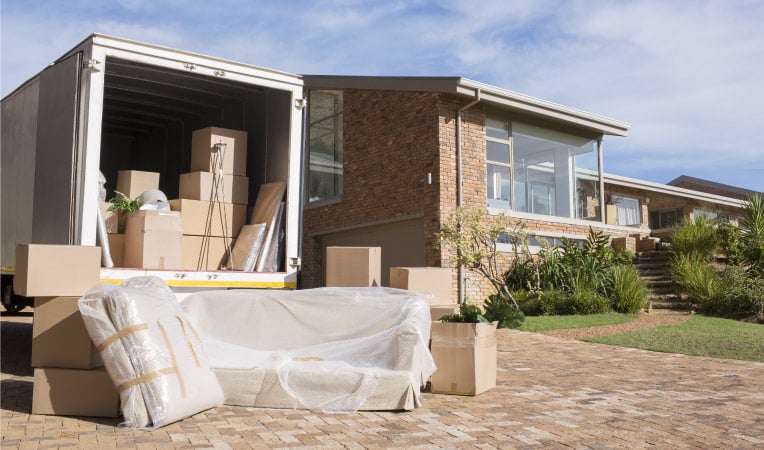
[438,208,524,309]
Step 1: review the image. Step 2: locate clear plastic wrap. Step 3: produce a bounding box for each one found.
[180,287,436,412]
[78,277,225,429]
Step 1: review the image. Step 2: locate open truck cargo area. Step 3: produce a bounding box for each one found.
[2,34,305,297]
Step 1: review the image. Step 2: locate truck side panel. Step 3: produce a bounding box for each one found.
[1,79,40,268]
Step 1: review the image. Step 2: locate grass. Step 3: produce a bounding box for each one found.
[585,315,764,362]
[517,312,637,332]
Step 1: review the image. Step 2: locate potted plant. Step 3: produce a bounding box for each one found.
[432,208,526,395]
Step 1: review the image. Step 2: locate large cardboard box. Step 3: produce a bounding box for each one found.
[124,210,182,269]
[190,126,248,176]
[179,171,249,205]
[430,322,497,396]
[32,367,120,417]
[32,297,102,369]
[14,245,101,297]
[390,267,454,305]
[169,198,247,237]
[107,234,125,267]
[325,247,381,287]
[116,170,160,199]
[181,235,234,271]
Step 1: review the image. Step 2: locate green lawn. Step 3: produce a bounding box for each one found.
[585,315,764,362]
[518,313,637,332]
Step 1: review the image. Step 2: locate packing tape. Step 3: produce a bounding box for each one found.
[176,316,200,368]
[158,322,186,398]
[96,323,149,352]
[116,367,177,393]
[430,335,497,348]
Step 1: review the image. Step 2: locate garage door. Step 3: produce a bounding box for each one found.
[321,218,425,286]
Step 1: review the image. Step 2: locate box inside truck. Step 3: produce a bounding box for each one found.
[98,57,294,272]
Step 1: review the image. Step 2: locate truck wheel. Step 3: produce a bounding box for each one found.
[1,277,26,313]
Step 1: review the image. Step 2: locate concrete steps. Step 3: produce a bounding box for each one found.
[634,250,690,311]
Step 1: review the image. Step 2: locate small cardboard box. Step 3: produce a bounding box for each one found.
[430,304,459,321]
[390,267,455,304]
[325,246,381,287]
[116,170,160,199]
[169,198,247,237]
[430,321,497,396]
[108,234,125,267]
[190,126,248,176]
[32,367,120,417]
[181,235,235,271]
[179,171,249,205]
[124,210,182,269]
[14,245,101,297]
[32,297,102,369]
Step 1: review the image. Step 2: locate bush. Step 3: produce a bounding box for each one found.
[519,289,608,316]
[671,214,718,260]
[483,293,525,328]
[713,267,764,316]
[566,290,610,315]
[608,265,648,313]
[672,252,721,304]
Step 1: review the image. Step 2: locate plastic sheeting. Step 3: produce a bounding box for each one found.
[180,287,436,412]
[78,277,225,429]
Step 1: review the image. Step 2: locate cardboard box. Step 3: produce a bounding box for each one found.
[108,234,125,267]
[181,235,234,271]
[430,304,459,321]
[390,267,454,304]
[169,198,247,237]
[179,171,249,205]
[325,247,381,287]
[14,245,101,297]
[32,367,120,417]
[190,126,248,176]
[116,170,160,199]
[124,210,182,269]
[430,321,497,396]
[32,297,102,369]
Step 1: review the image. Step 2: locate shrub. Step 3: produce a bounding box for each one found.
[519,289,608,316]
[566,290,610,315]
[483,293,525,328]
[608,265,648,313]
[671,252,721,304]
[671,214,718,260]
[740,193,764,274]
[714,267,764,316]
[441,302,489,323]
[717,222,744,265]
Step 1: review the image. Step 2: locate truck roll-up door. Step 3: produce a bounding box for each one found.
[31,52,82,244]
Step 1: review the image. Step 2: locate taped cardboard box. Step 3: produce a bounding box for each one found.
[179,171,249,205]
[116,170,160,199]
[181,235,235,271]
[32,297,102,369]
[390,267,455,305]
[190,126,248,176]
[430,321,497,396]
[169,198,246,237]
[124,210,182,269]
[32,367,120,417]
[325,247,381,287]
[108,234,125,267]
[14,245,101,297]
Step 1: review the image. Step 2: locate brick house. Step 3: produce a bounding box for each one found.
[298,76,747,302]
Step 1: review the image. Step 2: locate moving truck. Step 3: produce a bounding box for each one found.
[1,34,305,311]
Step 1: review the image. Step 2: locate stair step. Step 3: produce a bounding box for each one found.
[651,301,692,310]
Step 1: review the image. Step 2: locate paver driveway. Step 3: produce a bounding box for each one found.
[2,312,763,449]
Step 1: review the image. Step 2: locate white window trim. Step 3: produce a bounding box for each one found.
[489,207,650,233]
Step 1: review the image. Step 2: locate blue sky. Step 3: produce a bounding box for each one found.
[2,0,763,192]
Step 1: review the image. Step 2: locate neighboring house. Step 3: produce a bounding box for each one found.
[298,76,746,302]
[668,175,763,201]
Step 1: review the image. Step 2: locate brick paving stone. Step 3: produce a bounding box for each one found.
[4,313,764,448]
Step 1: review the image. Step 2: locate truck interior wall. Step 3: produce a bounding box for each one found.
[1,79,40,267]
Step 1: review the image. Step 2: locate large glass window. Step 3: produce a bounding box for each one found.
[486,115,601,221]
[307,90,343,203]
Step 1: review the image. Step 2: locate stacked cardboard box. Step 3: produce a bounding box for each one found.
[172,127,249,270]
[325,247,381,287]
[15,244,121,417]
[389,267,458,320]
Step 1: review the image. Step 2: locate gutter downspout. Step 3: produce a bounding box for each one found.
[456,88,480,304]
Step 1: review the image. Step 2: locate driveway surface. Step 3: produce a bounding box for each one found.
[2,311,763,449]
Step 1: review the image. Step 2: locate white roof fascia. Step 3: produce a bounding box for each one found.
[604,173,744,208]
[457,78,630,137]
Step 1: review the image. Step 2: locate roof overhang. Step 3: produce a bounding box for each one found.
[302,75,630,137]
[605,173,744,208]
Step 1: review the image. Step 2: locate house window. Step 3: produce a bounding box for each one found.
[649,208,684,229]
[486,114,601,221]
[613,195,641,225]
[307,90,343,203]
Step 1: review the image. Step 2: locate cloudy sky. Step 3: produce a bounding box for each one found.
[2,0,763,192]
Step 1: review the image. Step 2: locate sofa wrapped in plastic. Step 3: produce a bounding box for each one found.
[179,287,436,412]
[78,277,225,429]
